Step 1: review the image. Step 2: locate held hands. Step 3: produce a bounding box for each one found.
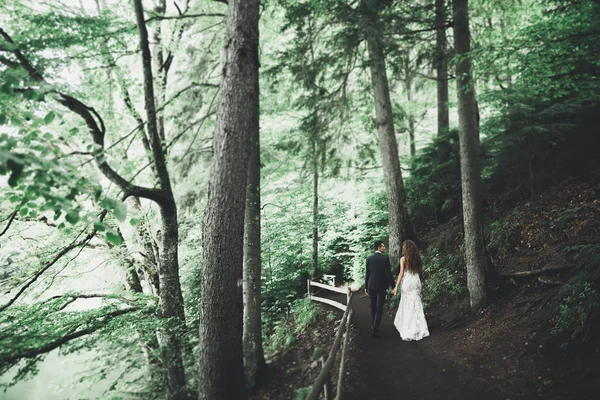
[392,287,398,296]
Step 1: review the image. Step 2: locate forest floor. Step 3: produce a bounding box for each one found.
[251,180,600,400]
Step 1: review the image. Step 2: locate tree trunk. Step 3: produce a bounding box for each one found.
[198,0,260,398]
[133,1,188,397]
[453,0,487,312]
[121,249,163,389]
[436,0,450,136]
[311,136,319,278]
[130,197,161,296]
[242,110,265,390]
[363,4,410,267]
[151,0,167,143]
[406,68,416,157]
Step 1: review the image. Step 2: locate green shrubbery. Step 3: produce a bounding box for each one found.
[553,244,600,345]
[264,298,319,355]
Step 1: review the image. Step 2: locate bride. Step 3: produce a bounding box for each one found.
[392,240,430,341]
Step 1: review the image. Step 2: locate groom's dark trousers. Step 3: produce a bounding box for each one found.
[365,251,394,333]
[369,289,386,331]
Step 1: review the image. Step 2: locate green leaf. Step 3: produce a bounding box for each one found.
[0,114,6,125]
[44,111,56,124]
[113,200,127,222]
[65,210,80,225]
[106,231,122,246]
[93,222,106,232]
[19,208,28,217]
[129,218,140,226]
[101,198,116,210]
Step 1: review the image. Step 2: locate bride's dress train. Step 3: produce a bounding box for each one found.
[393,271,429,341]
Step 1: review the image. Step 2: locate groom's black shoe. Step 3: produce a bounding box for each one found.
[372,328,381,338]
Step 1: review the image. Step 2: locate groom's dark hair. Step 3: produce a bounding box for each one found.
[373,240,384,250]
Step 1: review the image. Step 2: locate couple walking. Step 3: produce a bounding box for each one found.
[365,240,429,341]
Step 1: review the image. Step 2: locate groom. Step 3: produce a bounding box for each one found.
[365,240,395,338]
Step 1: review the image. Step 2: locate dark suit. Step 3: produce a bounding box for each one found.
[365,252,395,333]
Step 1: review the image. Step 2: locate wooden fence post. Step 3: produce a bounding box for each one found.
[320,356,333,400]
[335,309,353,400]
[307,279,311,299]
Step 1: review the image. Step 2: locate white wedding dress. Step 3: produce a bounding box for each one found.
[393,270,430,341]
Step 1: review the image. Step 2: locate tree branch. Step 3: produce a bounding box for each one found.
[0,27,166,204]
[0,210,109,313]
[55,93,165,202]
[0,210,18,238]
[145,13,225,23]
[0,55,19,69]
[2,307,138,365]
[0,28,43,81]
[499,264,576,277]
[46,293,144,310]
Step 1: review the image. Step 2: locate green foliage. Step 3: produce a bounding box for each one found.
[285,334,297,349]
[420,246,466,309]
[487,207,525,262]
[264,321,293,355]
[405,130,462,229]
[389,290,401,309]
[293,298,319,333]
[264,298,319,355]
[320,186,389,284]
[553,244,600,346]
[0,293,158,390]
[311,345,323,361]
[295,386,312,400]
[477,0,600,197]
[553,282,599,345]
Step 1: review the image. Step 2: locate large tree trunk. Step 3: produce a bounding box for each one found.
[198,1,260,398]
[133,1,188,397]
[436,0,450,136]
[453,0,487,312]
[311,136,319,278]
[242,112,265,390]
[363,3,410,267]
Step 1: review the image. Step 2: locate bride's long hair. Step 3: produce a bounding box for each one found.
[402,240,423,280]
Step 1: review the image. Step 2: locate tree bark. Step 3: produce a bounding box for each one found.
[242,110,265,390]
[405,63,416,157]
[130,197,161,296]
[133,0,187,397]
[150,0,167,143]
[124,258,144,293]
[453,0,487,312]
[436,0,450,136]
[198,0,260,398]
[311,136,319,278]
[363,3,410,267]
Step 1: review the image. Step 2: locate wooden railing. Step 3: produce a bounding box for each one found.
[307,280,351,311]
[305,280,355,400]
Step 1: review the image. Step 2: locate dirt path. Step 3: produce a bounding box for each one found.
[342,293,504,400]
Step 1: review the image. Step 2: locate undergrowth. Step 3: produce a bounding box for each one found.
[552,244,600,346]
[264,297,318,355]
